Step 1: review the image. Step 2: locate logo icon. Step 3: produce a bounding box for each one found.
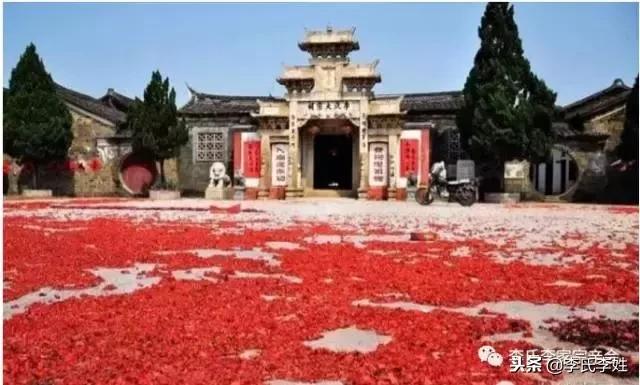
[478,345,503,367]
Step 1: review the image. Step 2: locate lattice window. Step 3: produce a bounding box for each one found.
[194,131,225,162]
[446,129,461,162]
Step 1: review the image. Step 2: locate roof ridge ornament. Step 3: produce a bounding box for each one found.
[185,82,199,101]
[612,78,625,87]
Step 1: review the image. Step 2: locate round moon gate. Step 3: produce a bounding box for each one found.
[119,152,157,195]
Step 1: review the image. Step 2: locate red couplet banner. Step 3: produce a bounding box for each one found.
[243,140,261,178]
[399,139,419,177]
[420,130,431,186]
[233,132,242,173]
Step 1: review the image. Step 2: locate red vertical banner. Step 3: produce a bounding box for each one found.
[243,140,261,178]
[399,139,419,177]
[233,132,242,173]
[420,129,431,186]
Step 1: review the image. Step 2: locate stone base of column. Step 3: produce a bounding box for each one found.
[367,187,388,200]
[357,188,368,200]
[269,186,286,200]
[396,188,407,201]
[388,187,396,200]
[244,187,260,200]
[285,187,304,198]
[257,189,270,199]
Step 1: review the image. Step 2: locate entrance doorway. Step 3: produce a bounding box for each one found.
[313,135,352,189]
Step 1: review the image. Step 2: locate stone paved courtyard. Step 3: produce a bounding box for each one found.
[3,198,638,385]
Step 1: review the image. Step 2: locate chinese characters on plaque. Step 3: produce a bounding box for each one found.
[400,139,419,177]
[271,143,288,187]
[243,141,261,178]
[368,143,388,187]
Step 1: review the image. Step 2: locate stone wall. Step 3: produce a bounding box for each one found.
[163,158,179,187]
[68,109,117,155]
[4,109,124,197]
[72,162,119,196]
[584,107,625,153]
[178,115,254,195]
[4,158,122,197]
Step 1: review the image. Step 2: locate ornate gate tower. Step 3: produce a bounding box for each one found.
[252,27,405,199]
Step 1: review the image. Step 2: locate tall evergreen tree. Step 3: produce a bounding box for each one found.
[127,71,187,187]
[3,43,73,187]
[457,3,557,165]
[617,76,639,161]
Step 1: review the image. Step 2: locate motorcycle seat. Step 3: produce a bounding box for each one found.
[448,179,472,185]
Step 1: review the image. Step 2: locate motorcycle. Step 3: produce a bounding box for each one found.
[415,161,478,206]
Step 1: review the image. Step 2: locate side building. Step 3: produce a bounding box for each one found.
[529,79,631,201]
[5,84,177,196]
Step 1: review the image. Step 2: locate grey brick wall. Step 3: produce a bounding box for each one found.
[178,115,255,195]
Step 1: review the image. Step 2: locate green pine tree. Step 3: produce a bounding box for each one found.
[617,76,639,162]
[457,3,557,165]
[3,43,73,188]
[127,71,187,188]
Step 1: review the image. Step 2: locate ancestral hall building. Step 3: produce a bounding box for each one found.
[4,27,632,201]
[179,27,463,199]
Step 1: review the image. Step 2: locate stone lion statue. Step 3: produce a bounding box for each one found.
[209,162,231,188]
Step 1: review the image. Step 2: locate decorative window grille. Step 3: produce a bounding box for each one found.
[194,130,226,162]
[446,129,461,162]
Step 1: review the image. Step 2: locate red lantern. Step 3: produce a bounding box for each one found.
[66,160,79,172]
[3,160,11,175]
[89,158,102,172]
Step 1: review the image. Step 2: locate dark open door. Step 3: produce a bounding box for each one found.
[314,135,352,189]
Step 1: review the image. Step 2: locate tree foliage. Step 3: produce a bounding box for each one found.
[3,43,73,186]
[617,76,639,161]
[127,71,187,186]
[457,3,557,164]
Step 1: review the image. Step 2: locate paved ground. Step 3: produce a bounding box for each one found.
[3,198,638,385]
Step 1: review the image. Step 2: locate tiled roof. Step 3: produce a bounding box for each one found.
[99,88,134,112]
[377,91,464,113]
[563,79,631,121]
[552,122,578,138]
[55,83,127,124]
[181,88,465,116]
[552,121,608,140]
[179,88,284,115]
[5,84,127,125]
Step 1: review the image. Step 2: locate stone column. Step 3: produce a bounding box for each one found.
[367,141,389,200]
[357,111,369,199]
[287,102,302,198]
[269,139,288,200]
[258,133,271,199]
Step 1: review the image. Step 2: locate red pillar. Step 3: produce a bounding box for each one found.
[233,132,242,175]
[242,140,261,200]
[420,129,431,186]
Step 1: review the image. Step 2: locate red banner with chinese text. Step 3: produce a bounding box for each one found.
[420,130,431,186]
[233,132,242,173]
[243,140,261,178]
[400,139,419,177]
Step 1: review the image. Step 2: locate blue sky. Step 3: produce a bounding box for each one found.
[3,3,638,106]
